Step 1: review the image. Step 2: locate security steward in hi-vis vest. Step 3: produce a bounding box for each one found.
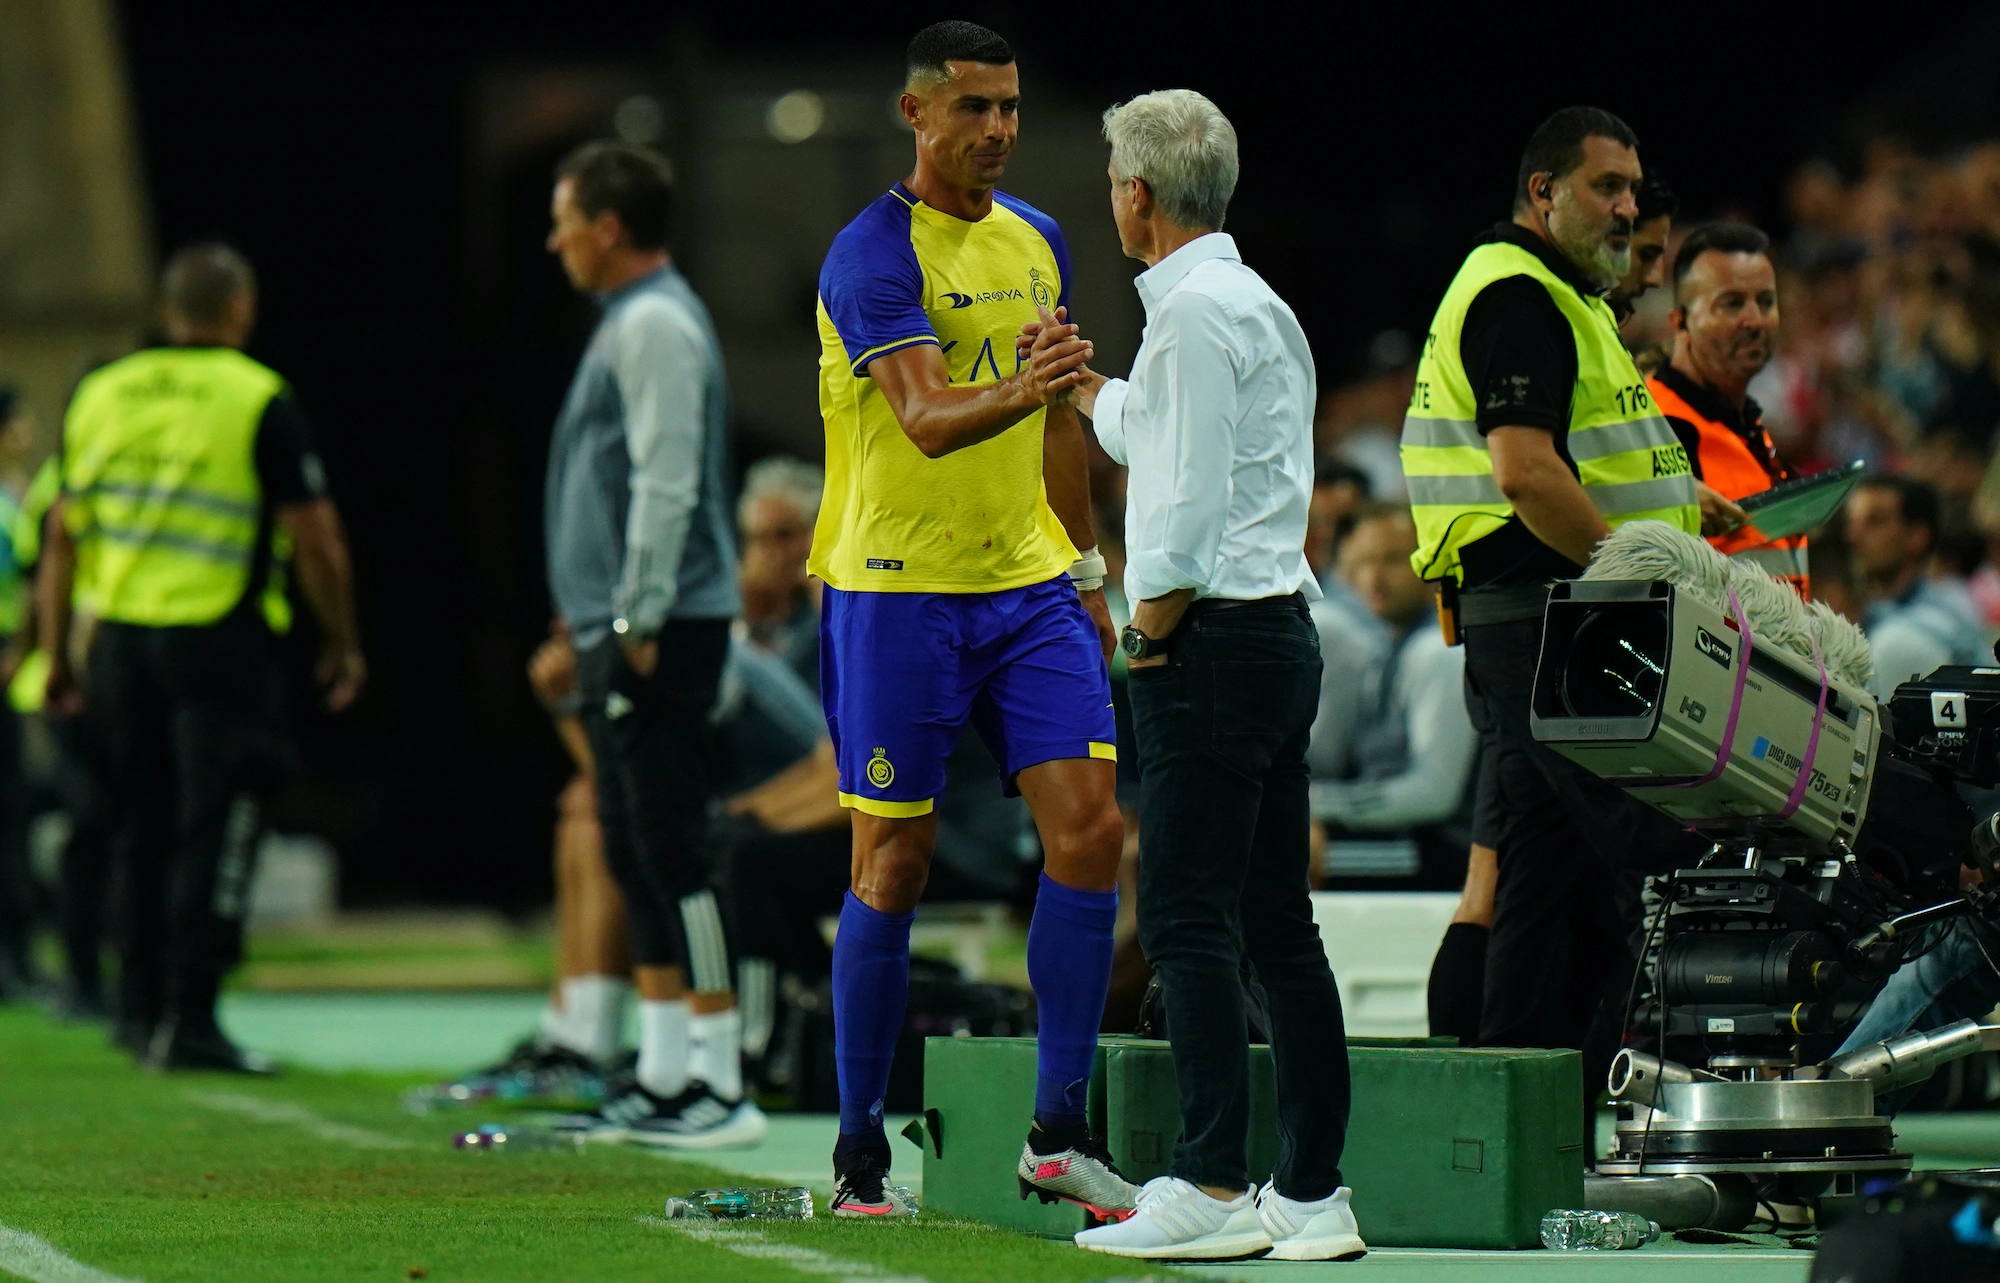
[40,244,364,1073]
[1644,221,1805,597]
[1402,233,1701,594]
[1398,108,1711,1097]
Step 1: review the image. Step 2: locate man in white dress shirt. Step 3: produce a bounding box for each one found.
[1053,89,1365,1264]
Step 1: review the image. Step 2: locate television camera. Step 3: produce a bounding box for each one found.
[1531,576,2000,1227]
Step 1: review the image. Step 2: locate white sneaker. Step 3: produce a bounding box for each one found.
[1257,1182,1367,1261]
[625,1089,768,1150]
[1073,1177,1272,1260]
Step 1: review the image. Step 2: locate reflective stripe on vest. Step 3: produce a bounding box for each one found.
[62,348,280,626]
[1399,241,1699,584]
[1646,374,1810,599]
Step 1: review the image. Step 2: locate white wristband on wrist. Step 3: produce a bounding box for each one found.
[1067,545,1107,593]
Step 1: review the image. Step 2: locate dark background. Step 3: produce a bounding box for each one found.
[117,1,2000,907]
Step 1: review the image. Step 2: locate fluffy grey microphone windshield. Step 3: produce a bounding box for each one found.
[1582,520,1873,690]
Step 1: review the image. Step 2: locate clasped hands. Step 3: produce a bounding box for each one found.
[1016,305,1101,413]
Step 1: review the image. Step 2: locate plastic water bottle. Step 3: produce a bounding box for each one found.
[1540,1209,1660,1250]
[664,1188,817,1221]
[452,1123,584,1153]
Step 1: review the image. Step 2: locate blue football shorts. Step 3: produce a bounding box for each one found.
[819,576,1116,817]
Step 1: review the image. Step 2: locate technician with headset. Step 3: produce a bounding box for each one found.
[1646,222,1806,596]
[1398,107,1732,1102]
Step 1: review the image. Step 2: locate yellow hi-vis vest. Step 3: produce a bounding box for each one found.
[62,347,281,627]
[1400,241,1700,585]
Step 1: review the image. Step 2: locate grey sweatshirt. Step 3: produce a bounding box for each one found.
[545,265,739,647]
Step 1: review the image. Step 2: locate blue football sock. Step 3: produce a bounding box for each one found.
[832,890,914,1145]
[1027,872,1117,1130]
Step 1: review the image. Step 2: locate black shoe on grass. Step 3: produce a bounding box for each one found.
[147,1020,276,1075]
[111,1018,155,1060]
[49,981,108,1024]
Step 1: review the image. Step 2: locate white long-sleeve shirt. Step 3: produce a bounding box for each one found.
[1092,234,1320,604]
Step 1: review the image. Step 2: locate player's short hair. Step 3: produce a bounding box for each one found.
[1636,170,1678,227]
[1102,89,1239,232]
[160,243,255,327]
[555,141,675,251]
[1315,458,1372,495]
[739,455,825,527]
[1672,222,1772,301]
[905,21,1014,92]
[1514,106,1639,212]
[1856,474,1941,553]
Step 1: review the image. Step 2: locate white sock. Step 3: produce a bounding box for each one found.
[738,958,777,1059]
[688,1009,743,1101]
[536,1001,572,1050]
[636,999,691,1098]
[556,975,631,1064]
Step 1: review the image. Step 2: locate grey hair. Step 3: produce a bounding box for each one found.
[738,455,825,525]
[1102,89,1239,232]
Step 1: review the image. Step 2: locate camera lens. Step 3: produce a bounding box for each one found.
[1561,606,1668,719]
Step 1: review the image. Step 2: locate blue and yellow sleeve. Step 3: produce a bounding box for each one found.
[818,191,936,377]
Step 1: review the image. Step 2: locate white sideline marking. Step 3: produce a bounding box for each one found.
[639,1216,932,1282]
[0,1223,143,1283]
[182,1090,418,1150]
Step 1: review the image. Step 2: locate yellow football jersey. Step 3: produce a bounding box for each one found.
[811,183,1077,594]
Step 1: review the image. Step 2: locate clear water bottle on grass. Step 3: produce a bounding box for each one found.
[664,1188,817,1220]
[1541,1209,1660,1250]
[452,1123,583,1153]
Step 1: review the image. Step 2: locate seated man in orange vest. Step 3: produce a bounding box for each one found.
[1645,222,1806,595]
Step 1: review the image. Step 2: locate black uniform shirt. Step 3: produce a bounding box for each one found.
[253,394,327,506]
[1455,223,1604,591]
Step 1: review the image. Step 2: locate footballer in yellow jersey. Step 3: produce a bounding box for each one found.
[815,194,1114,811]
[817,21,1133,1227]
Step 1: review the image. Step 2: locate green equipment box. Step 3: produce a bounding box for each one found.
[919,1036,1090,1235]
[921,1035,1582,1248]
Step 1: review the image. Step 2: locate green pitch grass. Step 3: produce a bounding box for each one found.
[0,1006,1161,1283]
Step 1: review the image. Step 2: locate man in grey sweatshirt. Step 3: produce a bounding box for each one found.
[543,140,760,1148]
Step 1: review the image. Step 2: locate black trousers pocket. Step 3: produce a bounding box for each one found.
[1211,660,1307,765]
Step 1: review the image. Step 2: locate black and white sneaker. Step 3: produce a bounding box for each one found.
[622,1084,768,1150]
[830,1146,919,1219]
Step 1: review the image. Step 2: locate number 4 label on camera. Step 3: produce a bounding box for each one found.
[1933,691,1969,728]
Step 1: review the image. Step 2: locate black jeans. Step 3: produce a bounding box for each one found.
[1130,597,1350,1200]
[578,622,731,978]
[91,612,292,1036]
[1462,618,1704,1101]
[52,709,115,1002]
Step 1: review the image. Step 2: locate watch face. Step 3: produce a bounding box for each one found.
[1121,628,1145,658]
